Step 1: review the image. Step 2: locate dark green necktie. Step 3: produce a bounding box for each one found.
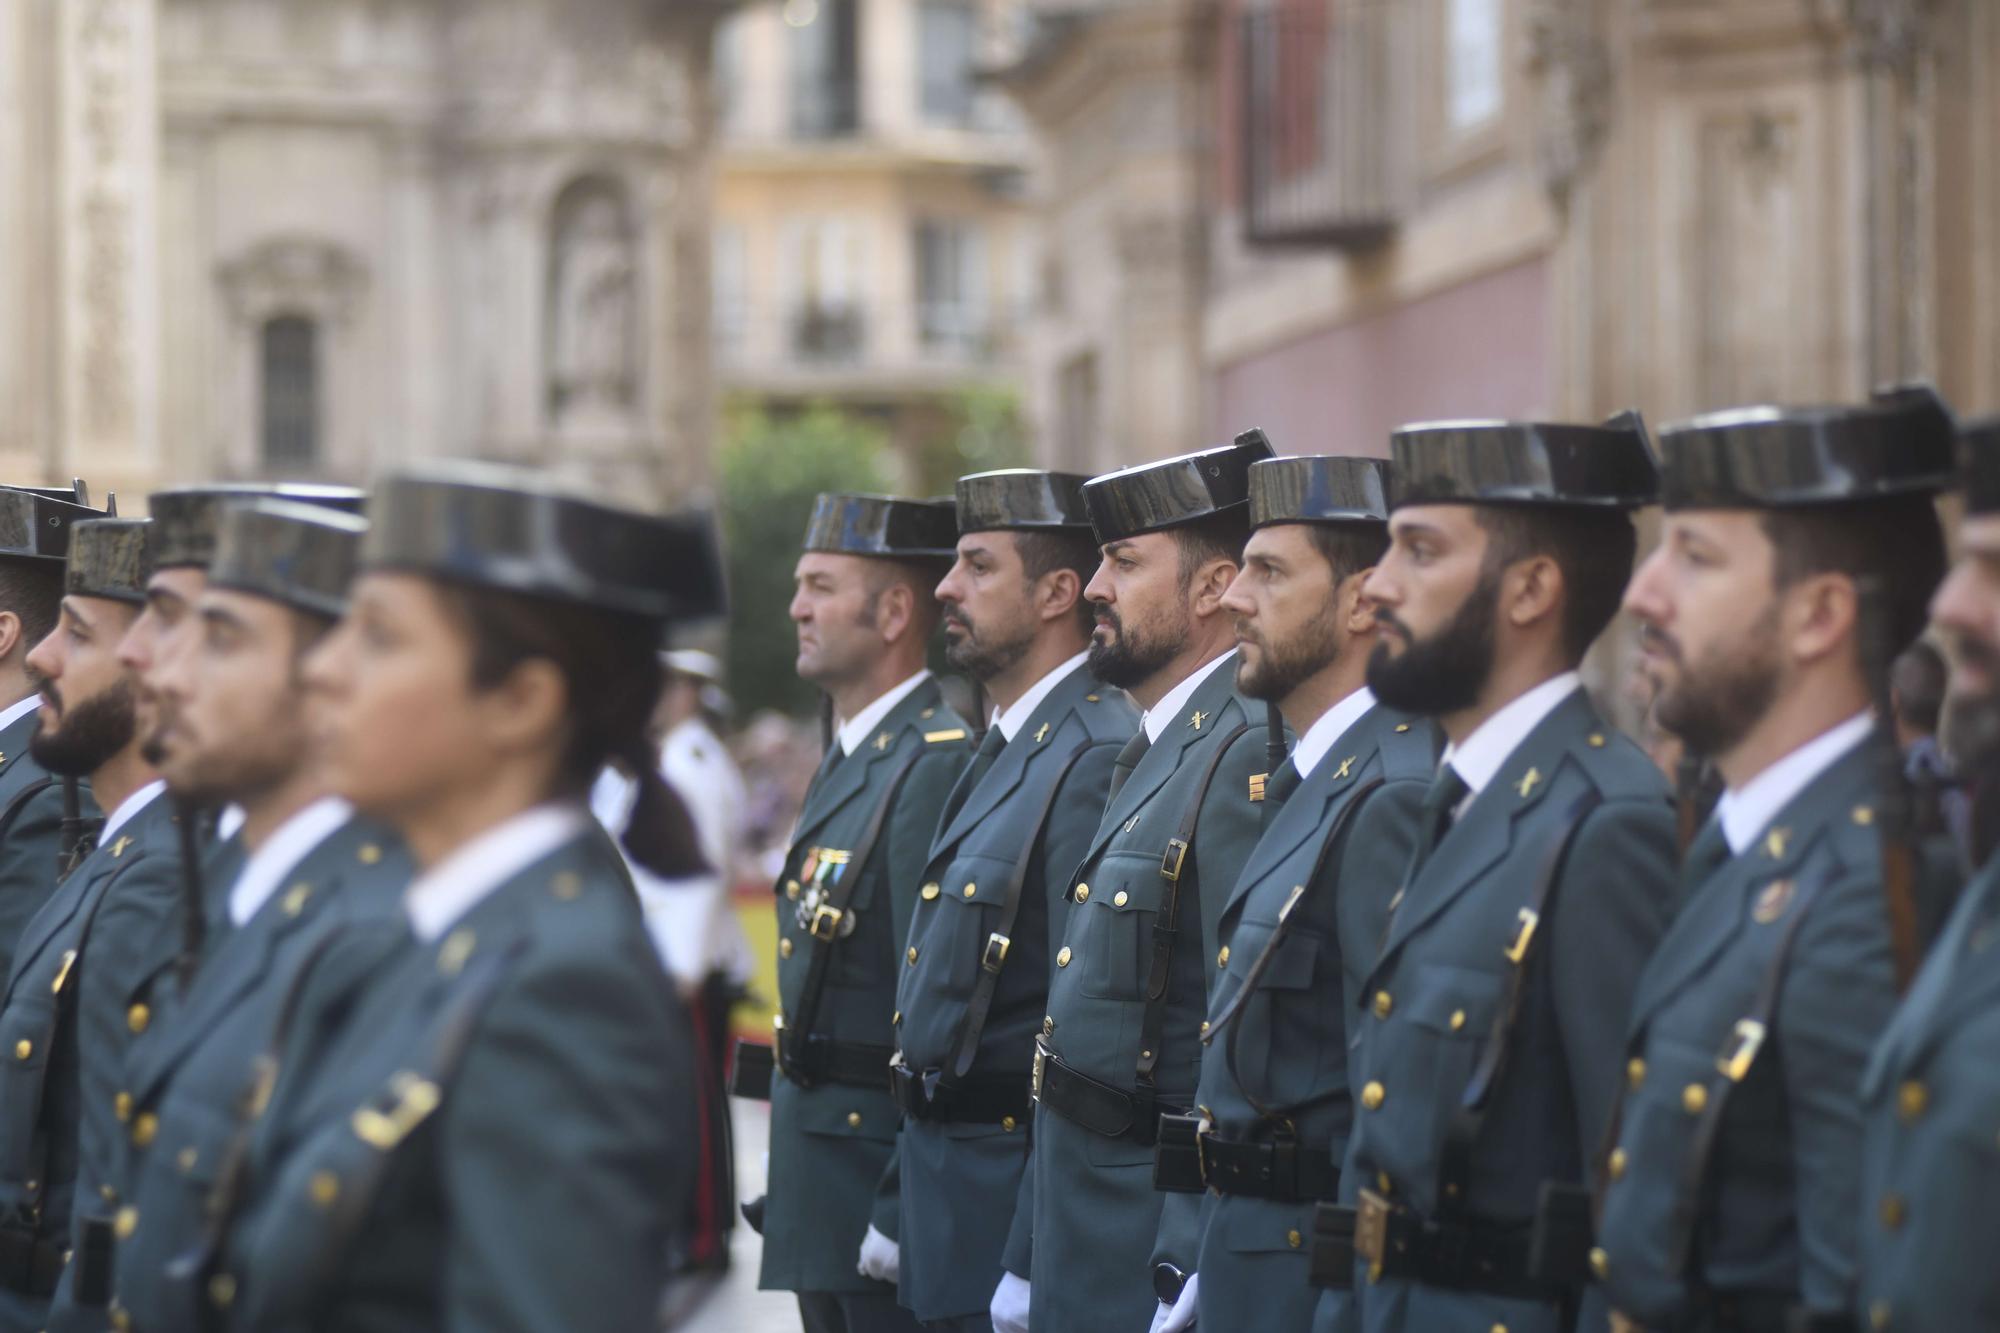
[1264,758,1302,807]
[1107,729,1151,802]
[940,725,1008,828]
[1406,762,1469,882]
[1681,818,1732,894]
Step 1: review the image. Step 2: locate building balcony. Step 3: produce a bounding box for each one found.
[717,298,1023,397]
[1238,1,1413,250]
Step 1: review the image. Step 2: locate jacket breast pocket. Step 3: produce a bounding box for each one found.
[1078,854,1162,1002]
[1236,929,1325,1100]
[927,854,1017,1002]
[1368,963,1505,1172]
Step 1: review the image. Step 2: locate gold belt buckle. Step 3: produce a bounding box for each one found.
[1354,1188,1392,1283]
[808,903,845,941]
[1717,1018,1767,1083]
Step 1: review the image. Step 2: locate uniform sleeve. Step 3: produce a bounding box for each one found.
[1039,740,1123,951]
[1191,725,1274,992]
[1779,869,1899,1312]
[442,944,695,1333]
[0,782,68,984]
[1549,796,1677,1164]
[868,742,969,1241]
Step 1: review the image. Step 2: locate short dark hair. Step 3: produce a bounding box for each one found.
[1301,523,1389,588]
[1892,638,1947,735]
[861,556,948,634]
[0,558,63,658]
[1474,505,1638,664]
[1173,509,1251,590]
[1760,495,1946,674]
[1015,529,1100,633]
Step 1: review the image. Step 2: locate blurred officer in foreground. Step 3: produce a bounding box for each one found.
[746,494,971,1333]
[208,465,717,1329]
[111,500,411,1331]
[892,469,1136,1331]
[1600,388,1956,1333]
[1324,415,1676,1333]
[1855,413,2000,1333]
[0,518,177,1333]
[0,485,105,978]
[1006,434,1274,1333]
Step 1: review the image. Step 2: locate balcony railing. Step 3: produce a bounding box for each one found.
[791,303,868,362]
[791,78,862,140]
[1239,2,1413,249]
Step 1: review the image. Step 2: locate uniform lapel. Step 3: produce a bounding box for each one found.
[1223,709,1386,921]
[0,707,42,800]
[1,860,98,1004]
[1872,863,2000,1085]
[792,680,944,846]
[932,668,1094,854]
[1085,662,1239,865]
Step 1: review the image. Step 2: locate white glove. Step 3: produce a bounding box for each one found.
[990,1271,1031,1333]
[1147,1299,1174,1333]
[856,1224,900,1283]
[1162,1272,1198,1332]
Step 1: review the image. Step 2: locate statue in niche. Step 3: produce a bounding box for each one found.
[550,187,637,426]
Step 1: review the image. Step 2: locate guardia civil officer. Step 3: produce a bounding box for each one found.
[206,464,718,1330]
[1325,415,1677,1333]
[110,500,412,1332]
[1852,413,2000,1333]
[1145,456,1432,1333]
[891,469,1138,1330]
[745,494,972,1333]
[0,518,180,1333]
[0,485,107,977]
[1599,388,1956,1332]
[1004,434,1275,1333]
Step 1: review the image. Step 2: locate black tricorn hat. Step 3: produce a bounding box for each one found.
[210,499,368,621]
[150,483,366,570]
[955,469,1093,534]
[801,494,958,559]
[1656,384,1958,510]
[15,480,96,508]
[1249,456,1389,528]
[1964,415,2000,516]
[0,488,108,564]
[1081,430,1276,545]
[363,463,725,623]
[66,518,155,605]
[1389,411,1658,512]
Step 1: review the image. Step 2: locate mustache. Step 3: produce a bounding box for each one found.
[1636,621,1683,664]
[1372,608,1410,641]
[37,682,61,715]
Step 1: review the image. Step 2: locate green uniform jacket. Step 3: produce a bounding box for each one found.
[1857,846,2000,1332]
[1180,705,1432,1333]
[1018,658,1271,1333]
[111,815,411,1333]
[893,662,1137,1321]
[1599,739,1907,1326]
[216,821,697,1333]
[0,789,184,1333]
[1341,688,1675,1333]
[0,704,81,985]
[758,677,972,1296]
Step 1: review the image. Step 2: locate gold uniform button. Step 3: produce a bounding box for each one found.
[209,1274,237,1308]
[1589,1247,1609,1280]
[1002,1116,1018,1132]
[1056,947,1072,967]
[1879,1194,1906,1230]
[358,843,383,866]
[1492,1326,1510,1333]
[1287,1229,1302,1249]
[549,873,581,902]
[1588,733,1606,748]
[132,1113,158,1148]
[847,1112,863,1128]
[98,1184,115,1203]
[1217,946,1231,968]
[1683,1084,1708,1115]
[963,883,978,899]
[12,1040,28,1061]
[1627,1058,1646,1089]
[1898,1081,1928,1122]
[111,1308,132,1332]
[1200,1021,1210,1035]
[786,880,802,901]
[1449,1009,1467,1031]
[1608,1148,1627,1181]
[907,947,919,965]
[1372,991,1393,1019]
[127,1004,150,1034]
[1074,884,1090,903]
[921,883,940,901]
[1360,1081,1385,1111]
[778,938,793,959]
[177,1147,198,1174]
[113,1206,138,1240]
[1870,1301,1890,1331]
[115,1092,133,1123]
[310,1171,340,1207]
[1113,891,1128,907]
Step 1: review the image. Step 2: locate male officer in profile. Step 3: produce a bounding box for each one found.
[0,485,107,976]
[891,468,1137,1331]
[1001,434,1274,1333]
[0,518,180,1333]
[1326,415,1677,1333]
[748,494,972,1333]
[1855,413,2000,1332]
[1145,455,1431,1333]
[108,500,412,1331]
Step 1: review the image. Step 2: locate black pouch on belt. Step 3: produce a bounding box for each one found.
[1308,1203,1357,1289]
[1153,1114,1205,1194]
[730,1040,775,1101]
[1527,1182,1594,1287]
[73,1216,114,1307]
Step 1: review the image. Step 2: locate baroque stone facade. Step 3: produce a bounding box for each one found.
[0,0,731,501]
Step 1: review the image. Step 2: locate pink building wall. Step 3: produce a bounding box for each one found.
[1210,256,1551,456]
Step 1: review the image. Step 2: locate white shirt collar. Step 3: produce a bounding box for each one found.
[836,670,932,756]
[216,804,247,842]
[227,797,354,927]
[1716,711,1874,857]
[102,779,167,844]
[1439,671,1582,803]
[1141,650,1237,744]
[993,652,1092,742]
[404,803,587,943]
[1291,688,1376,781]
[0,694,39,734]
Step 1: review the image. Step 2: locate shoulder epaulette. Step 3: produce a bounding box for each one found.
[923,728,968,744]
[1570,725,1668,802]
